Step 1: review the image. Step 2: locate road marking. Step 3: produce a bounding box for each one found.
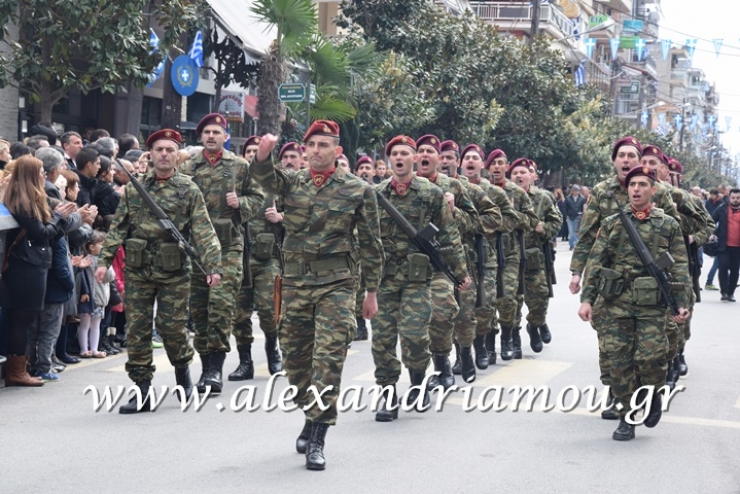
[735,395,740,409]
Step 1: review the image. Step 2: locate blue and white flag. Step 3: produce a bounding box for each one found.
[674,114,683,132]
[188,30,204,68]
[147,29,165,87]
[574,62,586,87]
[149,29,160,54]
[661,39,671,60]
[708,114,717,128]
[585,38,596,59]
[610,37,621,61]
[658,113,666,127]
[634,38,646,61]
[713,38,723,58]
[690,114,699,131]
[686,38,697,59]
[726,116,733,132]
[641,111,649,127]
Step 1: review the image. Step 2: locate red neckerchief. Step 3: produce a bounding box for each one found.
[309,166,336,188]
[427,173,438,183]
[468,176,480,185]
[155,173,174,184]
[204,151,223,167]
[495,180,506,188]
[390,177,412,196]
[631,203,652,221]
[618,178,626,188]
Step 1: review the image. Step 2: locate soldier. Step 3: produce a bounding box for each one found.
[569,136,681,419]
[251,121,383,471]
[95,129,222,414]
[353,156,377,341]
[241,135,261,162]
[508,158,562,352]
[337,154,351,172]
[180,113,264,394]
[355,156,376,185]
[415,134,479,384]
[485,150,539,360]
[373,135,470,422]
[278,142,302,171]
[578,165,691,441]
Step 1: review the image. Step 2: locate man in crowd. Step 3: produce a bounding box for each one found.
[711,188,740,302]
[564,184,586,251]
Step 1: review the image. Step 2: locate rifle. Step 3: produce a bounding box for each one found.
[230,167,253,288]
[495,232,505,299]
[685,237,701,302]
[613,196,679,315]
[474,233,487,308]
[116,162,207,276]
[376,190,461,298]
[543,240,556,298]
[517,230,526,296]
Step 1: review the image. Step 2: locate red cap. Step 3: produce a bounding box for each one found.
[461,144,485,160]
[303,120,340,142]
[642,144,666,164]
[385,135,416,156]
[485,149,506,168]
[278,142,302,160]
[667,157,683,173]
[146,129,182,149]
[416,134,441,153]
[528,160,538,172]
[625,165,657,185]
[355,156,374,171]
[507,157,530,176]
[242,136,261,157]
[440,140,459,153]
[196,113,228,135]
[612,136,643,161]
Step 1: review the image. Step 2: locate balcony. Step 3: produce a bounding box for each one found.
[670,69,687,87]
[595,0,632,13]
[470,2,574,40]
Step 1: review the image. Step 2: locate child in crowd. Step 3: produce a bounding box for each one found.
[77,231,114,358]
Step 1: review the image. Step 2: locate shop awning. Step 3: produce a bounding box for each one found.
[206,0,276,60]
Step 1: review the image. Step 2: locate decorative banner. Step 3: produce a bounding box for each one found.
[690,114,699,130]
[574,61,586,87]
[708,114,717,129]
[610,37,621,61]
[674,114,683,132]
[170,54,199,97]
[641,111,649,127]
[188,30,204,68]
[634,38,646,61]
[726,116,733,132]
[147,29,165,88]
[713,38,724,57]
[658,113,666,127]
[585,38,596,59]
[686,38,697,59]
[623,20,643,33]
[661,39,672,60]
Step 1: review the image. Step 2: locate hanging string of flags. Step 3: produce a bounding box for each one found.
[583,36,734,62]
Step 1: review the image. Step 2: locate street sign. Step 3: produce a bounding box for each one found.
[309,84,316,104]
[279,83,306,103]
[619,82,640,94]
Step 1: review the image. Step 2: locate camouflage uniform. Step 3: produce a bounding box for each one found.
[581,206,690,416]
[181,150,264,356]
[99,171,221,383]
[373,176,468,386]
[251,159,383,426]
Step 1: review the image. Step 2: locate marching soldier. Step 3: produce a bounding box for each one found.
[251,121,383,471]
[373,135,470,421]
[578,165,691,441]
[181,113,264,394]
[95,129,222,414]
[278,142,303,171]
[508,159,562,353]
[353,155,377,340]
[241,135,261,162]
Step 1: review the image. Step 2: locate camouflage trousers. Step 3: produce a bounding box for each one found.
[233,257,279,346]
[428,272,459,356]
[677,290,696,351]
[591,298,611,386]
[454,268,477,347]
[373,277,432,386]
[515,268,550,327]
[190,248,243,355]
[600,302,669,416]
[474,265,498,337]
[496,252,523,327]
[279,278,355,425]
[354,269,366,316]
[124,270,194,382]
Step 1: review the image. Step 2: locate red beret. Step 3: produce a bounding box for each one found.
[528,160,538,172]
[461,144,485,160]
[338,154,349,163]
[612,136,643,161]
[385,135,416,156]
[667,157,683,173]
[244,135,261,148]
[485,149,507,168]
[416,134,441,153]
[440,140,459,153]
[278,142,302,160]
[507,157,530,176]
[196,113,228,135]
[146,129,182,149]
[303,119,340,142]
[642,144,666,164]
[624,165,657,185]
[355,156,374,171]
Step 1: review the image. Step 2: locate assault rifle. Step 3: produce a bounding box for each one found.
[543,240,556,298]
[474,233,487,308]
[495,233,505,299]
[685,236,701,302]
[517,230,526,296]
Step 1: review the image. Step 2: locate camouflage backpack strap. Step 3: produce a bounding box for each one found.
[535,192,546,219]
[418,180,432,229]
[175,176,191,235]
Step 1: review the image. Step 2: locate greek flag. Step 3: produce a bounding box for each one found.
[147,29,165,87]
[574,62,586,87]
[149,29,160,54]
[189,30,204,68]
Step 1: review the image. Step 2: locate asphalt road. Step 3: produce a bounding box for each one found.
[2,244,739,494]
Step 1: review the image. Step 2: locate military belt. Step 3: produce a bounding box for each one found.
[283,256,349,275]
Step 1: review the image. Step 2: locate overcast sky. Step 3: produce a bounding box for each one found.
[660,0,740,159]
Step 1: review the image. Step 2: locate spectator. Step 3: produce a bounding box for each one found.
[26,135,50,151]
[29,122,57,146]
[118,133,140,157]
[581,186,590,203]
[0,156,75,386]
[711,188,740,302]
[0,139,11,169]
[374,160,386,184]
[563,184,586,250]
[92,155,120,230]
[92,137,119,159]
[10,142,32,160]
[73,147,100,207]
[60,131,84,170]
[89,129,110,143]
[553,188,568,241]
[76,231,113,358]
[705,189,723,215]
[36,147,65,200]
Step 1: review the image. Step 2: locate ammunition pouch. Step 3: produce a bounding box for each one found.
[524,247,544,272]
[254,233,276,261]
[213,218,234,246]
[154,242,184,272]
[125,238,149,269]
[597,268,624,300]
[407,253,431,282]
[632,276,661,306]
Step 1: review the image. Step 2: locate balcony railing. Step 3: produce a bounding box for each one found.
[469,2,574,39]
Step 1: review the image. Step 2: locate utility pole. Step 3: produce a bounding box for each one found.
[679,98,686,152]
[530,0,540,45]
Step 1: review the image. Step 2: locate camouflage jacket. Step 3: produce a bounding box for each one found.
[582,206,690,310]
[248,193,283,261]
[669,185,708,237]
[251,157,383,290]
[490,179,539,257]
[181,149,264,250]
[456,176,503,272]
[525,185,563,249]
[570,175,680,275]
[425,172,479,237]
[466,177,519,234]
[377,176,468,281]
[689,194,715,246]
[99,171,221,278]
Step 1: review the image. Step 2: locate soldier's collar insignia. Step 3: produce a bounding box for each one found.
[391,178,412,196]
[313,175,325,187]
[205,150,222,166]
[309,166,336,188]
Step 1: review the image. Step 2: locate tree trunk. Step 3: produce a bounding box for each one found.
[212,58,223,112]
[256,41,285,136]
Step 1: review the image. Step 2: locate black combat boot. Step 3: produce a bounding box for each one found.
[473,335,489,369]
[672,358,681,385]
[485,331,497,365]
[119,380,153,414]
[500,326,514,361]
[204,352,225,394]
[228,344,254,381]
[174,365,193,403]
[601,391,619,420]
[296,419,312,453]
[354,317,368,341]
[265,335,283,375]
[459,346,476,383]
[305,423,330,471]
[643,391,663,428]
[451,342,462,375]
[195,353,211,393]
[677,348,688,376]
[665,365,676,391]
[526,323,543,353]
[539,323,552,344]
[612,416,635,441]
[512,327,523,359]
[375,385,399,422]
[432,353,455,390]
[406,369,431,412]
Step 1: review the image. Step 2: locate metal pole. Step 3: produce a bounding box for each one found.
[305,82,311,132]
[679,98,686,152]
[530,0,541,44]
